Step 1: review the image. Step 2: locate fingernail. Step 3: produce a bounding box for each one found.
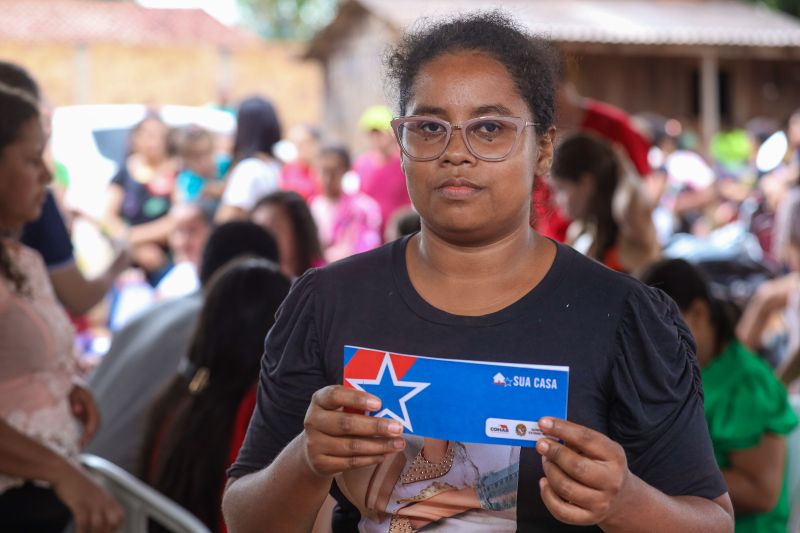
[388,422,403,434]
[539,417,554,429]
[537,440,550,453]
[393,439,405,449]
[539,477,546,490]
[367,398,380,410]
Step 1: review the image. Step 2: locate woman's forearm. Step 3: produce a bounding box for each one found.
[222,433,334,533]
[0,418,73,483]
[723,468,780,515]
[599,474,733,533]
[127,215,173,246]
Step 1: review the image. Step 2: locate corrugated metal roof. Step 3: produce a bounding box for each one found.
[358,0,800,47]
[0,0,261,48]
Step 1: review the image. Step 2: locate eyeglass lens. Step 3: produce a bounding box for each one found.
[397,118,520,160]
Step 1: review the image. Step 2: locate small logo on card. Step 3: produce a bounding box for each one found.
[486,418,543,441]
[492,372,507,386]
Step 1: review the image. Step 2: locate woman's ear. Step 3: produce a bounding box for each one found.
[534,126,556,177]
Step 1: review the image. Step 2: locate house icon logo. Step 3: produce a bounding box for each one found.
[493,372,507,386]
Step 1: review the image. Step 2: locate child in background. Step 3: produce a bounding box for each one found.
[175,127,227,205]
[280,124,321,201]
[155,201,214,300]
[310,145,382,262]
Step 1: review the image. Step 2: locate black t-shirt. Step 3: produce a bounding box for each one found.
[230,236,726,532]
[21,191,74,270]
[110,166,172,226]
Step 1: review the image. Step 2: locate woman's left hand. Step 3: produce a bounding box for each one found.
[68,384,101,448]
[536,417,631,527]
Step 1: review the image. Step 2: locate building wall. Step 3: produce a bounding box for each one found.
[0,42,76,104]
[730,58,800,125]
[232,42,322,128]
[321,13,399,153]
[572,54,696,124]
[0,40,323,130]
[571,53,800,134]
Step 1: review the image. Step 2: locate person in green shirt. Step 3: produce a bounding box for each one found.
[641,258,799,533]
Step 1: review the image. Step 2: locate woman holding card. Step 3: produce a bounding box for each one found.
[223,11,733,533]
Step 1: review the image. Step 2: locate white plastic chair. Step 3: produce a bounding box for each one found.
[78,454,210,533]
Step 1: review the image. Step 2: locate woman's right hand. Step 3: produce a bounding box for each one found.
[52,462,124,533]
[302,385,406,477]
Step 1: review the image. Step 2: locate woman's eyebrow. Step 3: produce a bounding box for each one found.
[472,104,514,116]
[407,103,515,118]
[409,105,447,117]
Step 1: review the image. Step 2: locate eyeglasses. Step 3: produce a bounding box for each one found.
[390,115,538,162]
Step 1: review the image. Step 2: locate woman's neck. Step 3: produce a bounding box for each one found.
[406,221,556,316]
[413,223,539,282]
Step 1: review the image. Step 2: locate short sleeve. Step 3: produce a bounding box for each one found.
[20,192,74,270]
[222,159,280,211]
[608,285,727,499]
[110,167,128,188]
[227,269,329,478]
[707,351,799,453]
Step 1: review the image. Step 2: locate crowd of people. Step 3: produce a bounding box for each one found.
[1,8,799,533]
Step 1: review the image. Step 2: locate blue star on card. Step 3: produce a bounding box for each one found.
[346,353,430,431]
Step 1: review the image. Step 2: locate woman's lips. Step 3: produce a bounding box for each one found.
[436,178,484,200]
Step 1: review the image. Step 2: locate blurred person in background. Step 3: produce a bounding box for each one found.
[550,133,659,275]
[104,113,177,284]
[533,53,651,242]
[108,201,215,330]
[174,126,228,205]
[354,105,410,238]
[753,109,800,257]
[141,257,290,532]
[0,84,123,532]
[251,190,323,278]
[87,221,279,474]
[310,145,382,262]
[216,96,282,223]
[154,201,214,301]
[641,258,798,533]
[281,123,322,201]
[0,60,130,318]
[738,187,800,385]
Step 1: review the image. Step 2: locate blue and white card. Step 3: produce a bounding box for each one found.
[343,345,569,447]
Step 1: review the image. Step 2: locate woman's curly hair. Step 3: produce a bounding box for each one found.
[384,10,559,135]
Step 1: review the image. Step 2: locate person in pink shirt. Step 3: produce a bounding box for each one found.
[311,145,382,262]
[0,85,122,531]
[280,124,322,202]
[353,105,410,239]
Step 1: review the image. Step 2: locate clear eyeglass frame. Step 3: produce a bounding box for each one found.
[390,115,539,162]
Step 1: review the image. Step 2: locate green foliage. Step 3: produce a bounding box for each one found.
[238,0,340,40]
[746,0,800,18]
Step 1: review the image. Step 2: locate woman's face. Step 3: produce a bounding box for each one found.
[251,203,297,277]
[133,118,168,162]
[0,117,48,230]
[550,173,594,221]
[401,51,554,244]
